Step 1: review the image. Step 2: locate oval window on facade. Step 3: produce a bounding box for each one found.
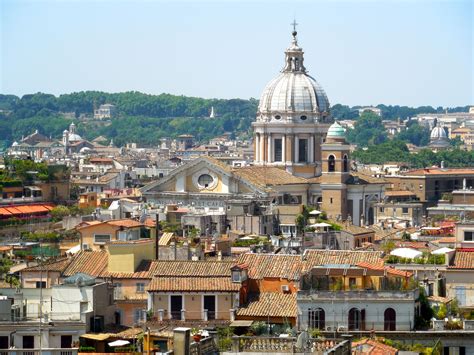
[198,174,214,188]
[274,115,281,120]
[300,115,307,120]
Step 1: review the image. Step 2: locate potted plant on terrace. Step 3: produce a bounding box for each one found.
[191,328,202,342]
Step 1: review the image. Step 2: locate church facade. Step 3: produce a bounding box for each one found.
[141,29,387,227]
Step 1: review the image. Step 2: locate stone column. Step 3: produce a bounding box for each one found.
[294,136,299,163]
[310,135,315,163]
[282,134,286,162]
[286,134,293,163]
[267,134,272,163]
[260,134,267,163]
[260,133,265,163]
[254,134,259,163]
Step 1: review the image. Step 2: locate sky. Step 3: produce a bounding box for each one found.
[1,0,473,107]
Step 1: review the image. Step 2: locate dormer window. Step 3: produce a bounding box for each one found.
[231,265,248,283]
[232,270,241,283]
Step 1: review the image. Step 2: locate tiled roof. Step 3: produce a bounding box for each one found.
[448,251,474,269]
[351,338,397,355]
[357,262,412,277]
[77,219,143,230]
[237,250,385,280]
[340,222,375,235]
[402,168,474,176]
[102,259,158,279]
[0,204,54,217]
[152,260,234,277]
[22,258,72,273]
[63,250,108,277]
[303,250,384,271]
[237,254,303,280]
[236,292,297,318]
[106,219,143,228]
[233,166,307,189]
[435,236,456,244]
[147,277,240,292]
[384,190,417,197]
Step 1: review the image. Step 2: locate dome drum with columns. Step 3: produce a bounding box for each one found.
[253,28,333,177]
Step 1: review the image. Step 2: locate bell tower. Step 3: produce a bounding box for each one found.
[321,122,350,221]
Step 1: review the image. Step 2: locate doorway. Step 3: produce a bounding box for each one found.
[204,295,216,320]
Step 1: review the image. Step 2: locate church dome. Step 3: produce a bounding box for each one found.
[68,122,82,142]
[327,121,346,138]
[257,30,330,120]
[430,124,447,139]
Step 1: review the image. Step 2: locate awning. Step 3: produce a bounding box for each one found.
[81,333,111,341]
[230,320,253,327]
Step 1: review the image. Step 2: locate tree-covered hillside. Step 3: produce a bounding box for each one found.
[0,92,470,149]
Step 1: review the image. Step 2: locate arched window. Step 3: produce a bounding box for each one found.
[308,308,325,330]
[348,308,361,330]
[343,155,348,172]
[384,308,396,331]
[328,155,336,172]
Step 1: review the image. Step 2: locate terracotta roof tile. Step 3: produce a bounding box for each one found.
[403,168,474,176]
[22,258,72,273]
[152,260,234,277]
[449,251,474,269]
[233,166,307,189]
[63,250,108,277]
[351,338,397,355]
[303,250,384,272]
[147,277,240,292]
[237,254,303,280]
[236,292,297,318]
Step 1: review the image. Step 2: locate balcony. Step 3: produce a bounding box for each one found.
[0,349,78,355]
[297,288,419,301]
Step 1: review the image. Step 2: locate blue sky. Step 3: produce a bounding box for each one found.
[1,0,473,107]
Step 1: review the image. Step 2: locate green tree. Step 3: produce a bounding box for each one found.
[346,111,388,147]
[50,205,71,220]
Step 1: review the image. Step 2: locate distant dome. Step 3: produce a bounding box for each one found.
[12,141,18,147]
[68,133,82,142]
[429,123,449,148]
[430,125,447,139]
[327,121,346,138]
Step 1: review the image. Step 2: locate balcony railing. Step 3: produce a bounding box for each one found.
[297,288,419,301]
[0,349,78,355]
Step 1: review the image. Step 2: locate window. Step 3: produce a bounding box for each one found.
[300,115,307,121]
[464,231,474,241]
[94,234,111,244]
[134,309,143,324]
[198,174,213,188]
[274,138,283,162]
[136,283,145,293]
[402,207,409,214]
[348,308,361,331]
[308,308,325,329]
[232,270,241,283]
[379,207,385,213]
[61,335,73,348]
[23,335,34,349]
[384,308,396,331]
[328,155,335,172]
[349,278,357,289]
[274,115,281,120]
[343,155,348,172]
[298,139,308,163]
[456,286,466,306]
[36,281,46,289]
